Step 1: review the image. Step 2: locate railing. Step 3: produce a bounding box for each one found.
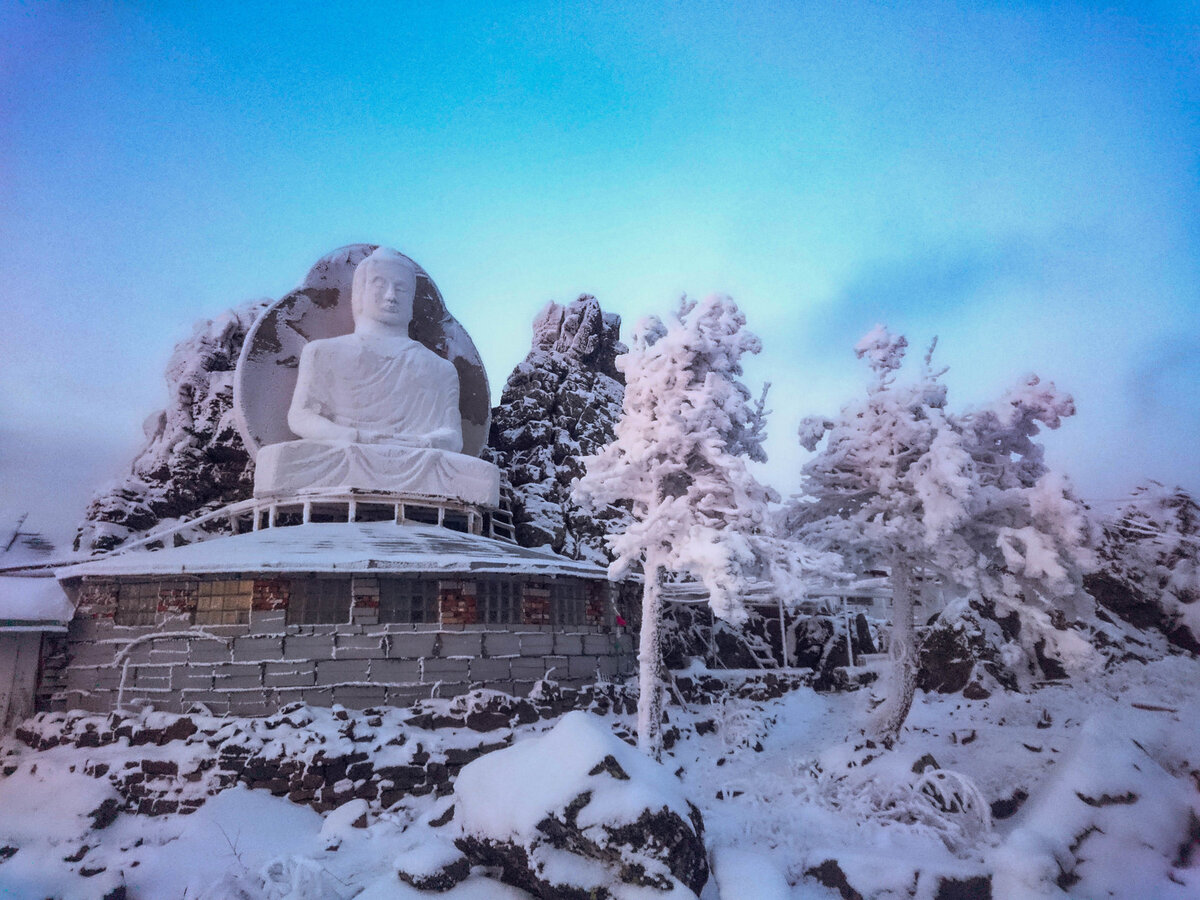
[75,489,518,562]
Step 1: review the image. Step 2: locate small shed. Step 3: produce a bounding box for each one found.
[0,574,74,730]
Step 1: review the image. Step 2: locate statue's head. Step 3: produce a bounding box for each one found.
[351,247,418,331]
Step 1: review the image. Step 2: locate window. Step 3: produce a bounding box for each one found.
[378,579,437,624]
[287,578,352,625]
[552,580,586,626]
[115,582,159,626]
[194,579,254,626]
[478,579,518,625]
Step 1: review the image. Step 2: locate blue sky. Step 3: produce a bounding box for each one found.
[1,0,1197,545]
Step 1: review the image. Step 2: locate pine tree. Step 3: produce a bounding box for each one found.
[791,327,1093,744]
[574,294,808,757]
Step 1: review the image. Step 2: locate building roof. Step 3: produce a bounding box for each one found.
[56,521,610,582]
[0,574,75,631]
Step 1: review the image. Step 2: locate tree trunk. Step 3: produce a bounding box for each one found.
[636,555,666,760]
[872,558,917,745]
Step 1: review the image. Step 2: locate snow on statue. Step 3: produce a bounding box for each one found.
[788,326,1095,745]
[251,248,500,507]
[574,294,833,758]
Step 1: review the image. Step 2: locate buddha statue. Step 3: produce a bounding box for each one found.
[252,248,500,506]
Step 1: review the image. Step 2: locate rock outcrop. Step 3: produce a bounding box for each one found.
[1089,484,1200,654]
[487,295,630,562]
[75,303,266,552]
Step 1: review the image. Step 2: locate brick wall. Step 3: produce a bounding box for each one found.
[76,581,118,620]
[521,583,551,626]
[438,581,477,626]
[252,579,289,611]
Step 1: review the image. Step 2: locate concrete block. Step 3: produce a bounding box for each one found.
[232,636,284,663]
[426,681,469,699]
[510,659,548,682]
[519,632,554,657]
[385,685,428,707]
[268,687,306,708]
[284,634,335,660]
[419,657,470,681]
[438,631,482,658]
[170,666,214,691]
[567,655,600,679]
[248,610,287,634]
[333,685,387,709]
[316,658,371,684]
[86,667,123,691]
[351,609,379,626]
[469,657,512,683]
[188,639,233,664]
[479,679,517,697]
[227,693,271,717]
[301,686,335,708]
[385,631,438,659]
[553,633,583,656]
[180,691,231,715]
[333,633,384,659]
[148,641,190,664]
[213,663,264,690]
[65,666,95,693]
[66,618,98,641]
[481,632,521,657]
[263,661,316,688]
[543,656,569,679]
[596,655,621,679]
[116,643,153,665]
[583,633,613,655]
[147,693,185,714]
[370,658,420,684]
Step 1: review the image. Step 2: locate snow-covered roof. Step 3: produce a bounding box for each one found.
[0,575,75,631]
[56,521,610,582]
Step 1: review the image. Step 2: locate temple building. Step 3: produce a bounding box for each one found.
[33,245,628,718]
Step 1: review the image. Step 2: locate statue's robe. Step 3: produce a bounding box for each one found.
[253,333,499,506]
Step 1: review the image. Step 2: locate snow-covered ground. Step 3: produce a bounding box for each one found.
[1,654,1197,898]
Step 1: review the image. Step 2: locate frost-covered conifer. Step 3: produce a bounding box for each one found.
[574,294,802,757]
[791,326,1093,744]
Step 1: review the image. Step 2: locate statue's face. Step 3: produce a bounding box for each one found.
[359,258,416,328]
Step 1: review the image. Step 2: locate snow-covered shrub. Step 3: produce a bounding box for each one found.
[809,758,994,855]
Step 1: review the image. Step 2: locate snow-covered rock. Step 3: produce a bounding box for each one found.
[1089,483,1200,653]
[448,711,708,898]
[75,302,267,552]
[486,295,629,562]
[918,598,1021,698]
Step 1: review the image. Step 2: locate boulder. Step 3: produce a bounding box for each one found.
[450,711,708,898]
[918,599,1020,696]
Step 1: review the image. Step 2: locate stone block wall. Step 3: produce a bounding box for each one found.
[57,576,632,717]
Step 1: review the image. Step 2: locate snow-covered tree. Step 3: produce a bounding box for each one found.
[790,326,1094,744]
[574,294,817,758]
[1092,483,1200,649]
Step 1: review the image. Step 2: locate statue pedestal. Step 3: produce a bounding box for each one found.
[254,441,501,507]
